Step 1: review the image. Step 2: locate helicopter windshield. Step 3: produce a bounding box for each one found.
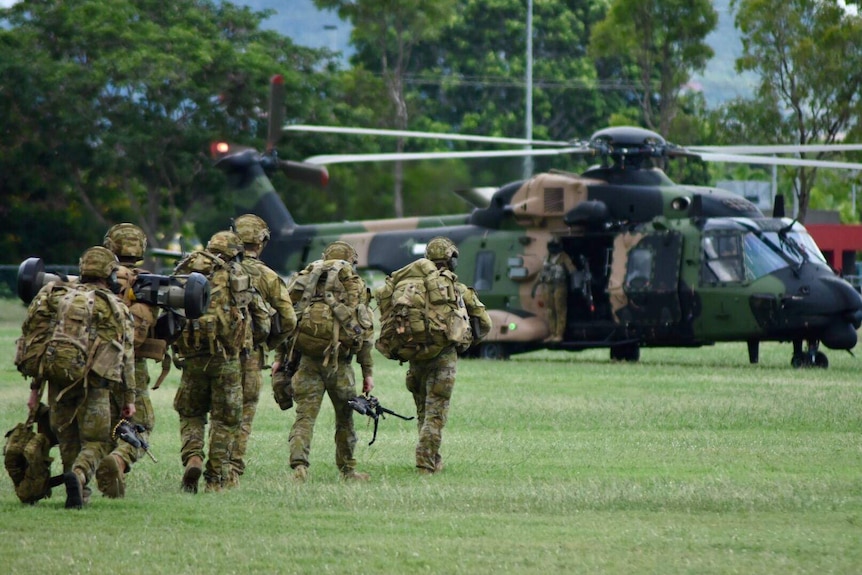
[703,225,829,284]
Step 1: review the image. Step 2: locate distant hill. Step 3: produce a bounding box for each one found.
[242,0,353,57]
[690,0,756,105]
[243,0,752,107]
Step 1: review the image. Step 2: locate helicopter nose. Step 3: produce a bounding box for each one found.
[818,276,862,349]
[822,276,862,320]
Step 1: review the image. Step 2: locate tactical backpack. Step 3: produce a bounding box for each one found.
[3,404,58,504]
[374,258,472,362]
[15,283,127,385]
[173,251,262,358]
[287,260,373,363]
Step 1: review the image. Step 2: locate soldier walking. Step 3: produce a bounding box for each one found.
[283,241,375,482]
[172,231,269,493]
[229,214,297,487]
[20,246,136,508]
[376,237,492,475]
[95,223,164,498]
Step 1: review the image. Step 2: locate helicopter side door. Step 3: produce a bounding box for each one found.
[608,230,683,328]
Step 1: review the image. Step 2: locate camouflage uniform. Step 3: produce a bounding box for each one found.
[537,241,576,342]
[230,214,297,485]
[172,231,270,492]
[97,223,162,498]
[287,241,374,481]
[407,237,491,474]
[22,246,136,508]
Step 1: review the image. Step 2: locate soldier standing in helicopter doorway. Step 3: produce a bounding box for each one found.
[534,238,576,343]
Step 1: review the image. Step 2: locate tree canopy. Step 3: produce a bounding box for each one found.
[727,0,862,221]
[1,0,861,267]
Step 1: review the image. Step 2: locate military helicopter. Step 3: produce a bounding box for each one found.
[212,76,862,368]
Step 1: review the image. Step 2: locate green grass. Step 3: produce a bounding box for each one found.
[1,298,861,574]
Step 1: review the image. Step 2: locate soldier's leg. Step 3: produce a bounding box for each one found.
[65,386,111,507]
[230,352,263,482]
[48,383,82,473]
[416,349,457,473]
[173,359,212,467]
[288,357,325,470]
[405,362,429,431]
[205,358,242,489]
[553,283,567,339]
[328,363,359,474]
[134,358,154,431]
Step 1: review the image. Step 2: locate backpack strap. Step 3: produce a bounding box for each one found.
[296,261,326,316]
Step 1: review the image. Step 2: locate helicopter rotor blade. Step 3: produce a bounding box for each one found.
[286,124,572,147]
[267,75,285,154]
[303,147,587,165]
[279,159,330,187]
[453,187,497,208]
[690,143,862,154]
[697,152,862,171]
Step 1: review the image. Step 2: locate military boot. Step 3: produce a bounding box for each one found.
[182,455,203,494]
[341,469,370,482]
[64,469,85,509]
[204,480,223,493]
[96,453,126,498]
[292,464,308,483]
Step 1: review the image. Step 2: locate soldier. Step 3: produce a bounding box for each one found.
[95,223,162,498]
[21,246,136,508]
[285,241,375,482]
[172,231,270,493]
[228,214,297,487]
[402,237,491,475]
[534,238,576,342]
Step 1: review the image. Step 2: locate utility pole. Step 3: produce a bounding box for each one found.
[523,0,533,180]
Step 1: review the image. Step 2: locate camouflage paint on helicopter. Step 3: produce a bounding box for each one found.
[215,142,862,367]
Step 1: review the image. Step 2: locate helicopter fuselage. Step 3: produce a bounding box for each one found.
[218,150,862,367]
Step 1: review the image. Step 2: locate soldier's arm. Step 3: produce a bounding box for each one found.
[356,281,374,387]
[563,253,578,274]
[461,284,492,341]
[120,309,137,409]
[265,270,297,348]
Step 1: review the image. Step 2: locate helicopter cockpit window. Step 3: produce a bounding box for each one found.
[740,230,819,280]
[702,234,745,283]
[474,250,495,292]
[625,248,653,290]
[790,231,827,264]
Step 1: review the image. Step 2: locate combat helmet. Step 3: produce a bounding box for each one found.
[425,237,458,261]
[323,240,358,264]
[232,214,271,246]
[207,230,244,260]
[103,223,147,260]
[79,246,119,279]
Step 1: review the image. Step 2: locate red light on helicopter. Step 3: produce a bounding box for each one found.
[210,141,230,157]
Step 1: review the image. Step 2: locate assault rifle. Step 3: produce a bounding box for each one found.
[112,419,158,462]
[348,394,414,445]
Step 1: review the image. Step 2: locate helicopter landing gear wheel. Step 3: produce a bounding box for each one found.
[478,342,509,360]
[610,343,640,362]
[790,339,828,369]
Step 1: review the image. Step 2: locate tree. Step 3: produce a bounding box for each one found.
[0,0,335,263]
[314,0,457,218]
[589,0,717,136]
[729,0,862,222]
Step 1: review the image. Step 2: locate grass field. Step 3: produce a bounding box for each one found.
[1,298,860,574]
